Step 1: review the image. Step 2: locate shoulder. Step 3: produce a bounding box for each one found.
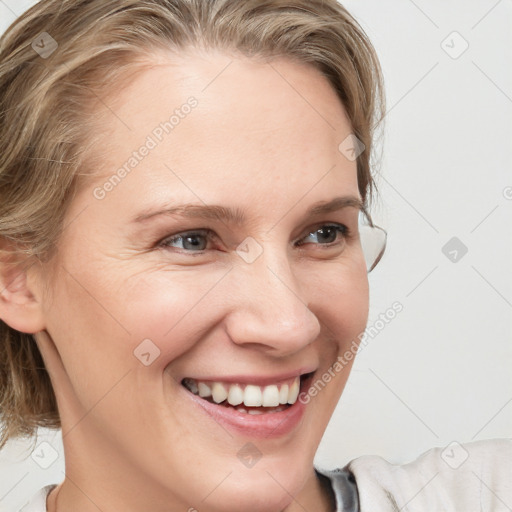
[346,438,512,511]
[17,484,57,512]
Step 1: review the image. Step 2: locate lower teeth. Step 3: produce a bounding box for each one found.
[231,404,287,414]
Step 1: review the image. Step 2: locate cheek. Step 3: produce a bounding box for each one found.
[306,255,369,350]
[303,265,368,423]
[51,260,231,355]
[120,266,234,364]
[43,262,229,449]
[337,272,369,350]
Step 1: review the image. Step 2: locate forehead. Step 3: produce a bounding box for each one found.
[81,49,359,219]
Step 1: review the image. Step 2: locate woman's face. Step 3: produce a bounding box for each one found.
[36,50,369,511]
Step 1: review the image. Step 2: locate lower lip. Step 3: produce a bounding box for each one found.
[179,377,312,439]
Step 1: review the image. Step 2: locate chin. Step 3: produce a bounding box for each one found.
[207,485,294,512]
[201,460,309,512]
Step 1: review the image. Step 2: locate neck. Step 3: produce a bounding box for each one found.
[284,468,336,512]
[46,483,60,512]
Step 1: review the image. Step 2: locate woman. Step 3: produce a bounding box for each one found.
[0,1,510,511]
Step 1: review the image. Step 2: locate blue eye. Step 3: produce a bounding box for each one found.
[297,224,349,248]
[159,223,351,254]
[160,230,214,252]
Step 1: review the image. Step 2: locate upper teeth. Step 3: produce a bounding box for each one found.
[183,376,301,406]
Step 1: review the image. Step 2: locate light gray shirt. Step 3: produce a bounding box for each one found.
[316,438,512,511]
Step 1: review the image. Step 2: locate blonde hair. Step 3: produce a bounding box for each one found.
[0,0,385,449]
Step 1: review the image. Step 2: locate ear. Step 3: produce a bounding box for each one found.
[0,250,46,334]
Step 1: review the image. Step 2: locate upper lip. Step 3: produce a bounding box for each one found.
[180,367,317,386]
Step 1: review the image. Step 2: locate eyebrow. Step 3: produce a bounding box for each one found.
[132,195,364,226]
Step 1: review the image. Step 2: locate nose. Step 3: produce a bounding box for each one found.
[223,247,321,356]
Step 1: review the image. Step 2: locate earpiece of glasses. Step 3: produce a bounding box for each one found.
[359,209,387,273]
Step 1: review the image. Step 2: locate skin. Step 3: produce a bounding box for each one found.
[0,49,369,512]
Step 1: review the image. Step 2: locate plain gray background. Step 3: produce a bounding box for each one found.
[0,0,511,510]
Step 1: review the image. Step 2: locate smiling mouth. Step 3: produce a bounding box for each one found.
[181,373,314,414]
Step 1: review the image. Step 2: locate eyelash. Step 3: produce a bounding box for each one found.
[157,223,352,255]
